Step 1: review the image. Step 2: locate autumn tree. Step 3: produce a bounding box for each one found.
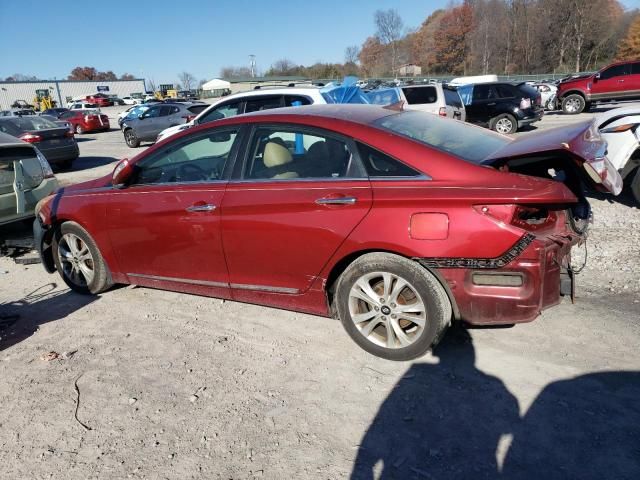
[68,67,117,81]
[359,36,387,77]
[410,9,447,74]
[617,13,640,60]
[432,2,474,74]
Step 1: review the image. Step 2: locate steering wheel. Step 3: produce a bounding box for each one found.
[177,163,209,182]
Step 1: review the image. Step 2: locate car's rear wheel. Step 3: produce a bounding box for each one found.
[335,253,451,361]
[562,94,585,114]
[124,128,140,148]
[74,124,84,134]
[52,222,112,295]
[491,114,517,134]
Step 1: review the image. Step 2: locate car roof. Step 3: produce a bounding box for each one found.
[219,104,397,126]
[223,86,321,100]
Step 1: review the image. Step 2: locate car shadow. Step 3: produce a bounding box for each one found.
[0,283,97,352]
[587,189,638,208]
[350,324,640,480]
[73,137,95,143]
[69,156,120,172]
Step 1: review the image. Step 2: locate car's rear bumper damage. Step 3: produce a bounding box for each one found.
[417,232,581,325]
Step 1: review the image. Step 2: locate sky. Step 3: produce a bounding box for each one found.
[1,0,640,84]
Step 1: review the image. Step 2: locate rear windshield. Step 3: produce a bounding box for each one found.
[373,110,510,163]
[0,116,58,132]
[443,87,463,108]
[402,86,437,105]
[517,84,539,99]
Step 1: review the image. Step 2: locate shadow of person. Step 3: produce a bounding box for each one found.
[0,283,97,352]
[502,370,640,480]
[350,325,519,480]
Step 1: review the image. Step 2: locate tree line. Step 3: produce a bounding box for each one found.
[222,0,639,79]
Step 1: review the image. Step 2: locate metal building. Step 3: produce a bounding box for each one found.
[0,79,146,109]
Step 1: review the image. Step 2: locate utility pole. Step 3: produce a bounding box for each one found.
[249,55,256,78]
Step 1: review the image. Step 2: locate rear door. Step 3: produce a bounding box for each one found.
[627,62,640,100]
[465,84,497,125]
[221,123,372,296]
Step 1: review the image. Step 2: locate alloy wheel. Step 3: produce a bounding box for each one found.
[348,271,427,349]
[495,118,514,134]
[57,233,95,287]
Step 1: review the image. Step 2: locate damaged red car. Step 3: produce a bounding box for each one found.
[33,105,622,360]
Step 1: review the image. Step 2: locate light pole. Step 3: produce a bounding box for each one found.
[249,55,256,78]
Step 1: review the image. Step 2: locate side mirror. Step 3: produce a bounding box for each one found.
[138,114,144,120]
[595,72,601,81]
[112,158,133,188]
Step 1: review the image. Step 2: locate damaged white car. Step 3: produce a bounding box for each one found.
[597,107,640,204]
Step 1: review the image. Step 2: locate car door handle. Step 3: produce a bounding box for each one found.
[315,196,357,205]
[487,102,496,106]
[186,203,216,212]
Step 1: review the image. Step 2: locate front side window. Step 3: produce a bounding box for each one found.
[132,129,238,185]
[198,101,242,124]
[600,64,628,80]
[244,127,363,180]
[142,106,161,118]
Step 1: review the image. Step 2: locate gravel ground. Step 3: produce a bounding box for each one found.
[1,102,639,480]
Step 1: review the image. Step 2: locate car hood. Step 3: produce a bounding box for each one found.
[483,120,622,195]
[59,174,112,193]
[559,73,593,84]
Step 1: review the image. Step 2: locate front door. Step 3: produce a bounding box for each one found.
[221,124,372,296]
[106,127,241,296]
[592,64,630,100]
[135,105,162,141]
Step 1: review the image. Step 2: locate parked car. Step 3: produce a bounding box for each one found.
[0,132,58,227]
[58,110,110,134]
[1,109,36,117]
[121,102,209,147]
[108,95,125,106]
[595,106,640,204]
[122,96,142,105]
[33,105,621,360]
[118,104,150,128]
[459,82,543,134]
[533,83,558,110]
[0,116,79,168]
[558,60,640,114]
[68,101,101,112]
[40,107,69,118]
[39,114,73,132]
[156,86,325,142]
[398,84,466,120]
[85,94,113,107]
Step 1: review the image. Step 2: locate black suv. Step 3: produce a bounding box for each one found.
[463,82,543,134]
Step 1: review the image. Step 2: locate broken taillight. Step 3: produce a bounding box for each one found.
[474,204,557,232]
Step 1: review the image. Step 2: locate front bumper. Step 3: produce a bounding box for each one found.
[423,234,579,325]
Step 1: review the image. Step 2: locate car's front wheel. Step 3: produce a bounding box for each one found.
[124,128,140,148]
[74,124,84,134]
[562,94,585,114]
[52,222,112,294]
[335,253,452,361]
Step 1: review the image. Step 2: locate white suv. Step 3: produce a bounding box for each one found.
[156,87,326,142]
[398,84,466,121]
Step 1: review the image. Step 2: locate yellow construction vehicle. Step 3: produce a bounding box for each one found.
[33,89,56,111]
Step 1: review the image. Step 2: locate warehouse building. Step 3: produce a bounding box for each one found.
[0,79,146,109]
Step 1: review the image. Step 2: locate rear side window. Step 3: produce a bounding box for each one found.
[402,86,438,105]
[472,84,494,101]
[159,106,173,116]
[284,95,312,106]
[357,143,420,177]
[443,88,463,108]
[199,101,242,124]
[188,104,208,114]
[244,96,283,113]
[496,85,516,98]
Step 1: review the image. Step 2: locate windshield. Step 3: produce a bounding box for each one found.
[373,110,510,163]
[126,105,150,119]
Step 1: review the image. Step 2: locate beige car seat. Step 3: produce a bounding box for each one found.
[263,142,298,179]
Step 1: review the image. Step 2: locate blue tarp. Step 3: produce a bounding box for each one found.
[320,76,371,104]
[366,87,402,105]
[457,84,474,106]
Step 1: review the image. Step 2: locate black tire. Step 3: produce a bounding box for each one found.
[334,252,452,361]
[124,128,140,148]
[52,222,112,295]
[584,101,592,112]
[562,94,586,114]
[74,123,84,134]
[490,113,518,134]
[59,159,73,170]
[629,167,640,206]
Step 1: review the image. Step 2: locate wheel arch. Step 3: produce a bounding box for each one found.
[324,249,460,321]
[560,89,586,100]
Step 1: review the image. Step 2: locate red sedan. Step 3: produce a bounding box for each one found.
[33,105,622,360]
[59,110,110,134]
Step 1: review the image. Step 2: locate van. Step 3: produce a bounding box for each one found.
[399,84,466,121]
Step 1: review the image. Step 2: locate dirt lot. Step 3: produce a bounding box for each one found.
[1,103,639,479]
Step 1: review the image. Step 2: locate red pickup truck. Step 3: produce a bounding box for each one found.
[558,59,640,114]
[85,94,113,107]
